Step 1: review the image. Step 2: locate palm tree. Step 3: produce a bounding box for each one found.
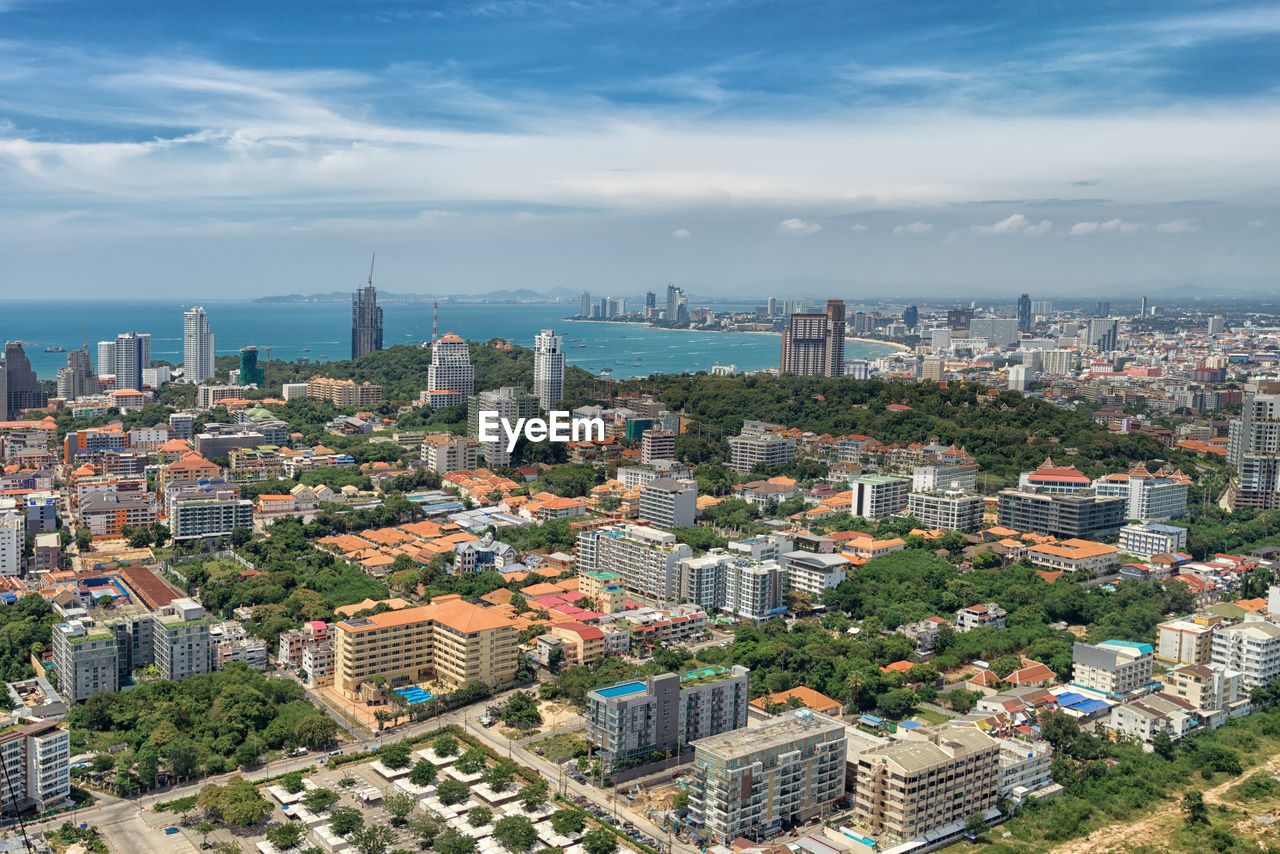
[374,710,390,732]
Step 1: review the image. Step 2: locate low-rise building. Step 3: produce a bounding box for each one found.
[996,738,1054,805]
[779,551,847,601]
[1211,618,1280,688]
[306,377,384,407]
[1072,640,1154,699]
[956,603,1007,632]
[1026,539,1119,574]
[1156,615,1220,665]
[1119,523,1190,559]
[420,434,480,474]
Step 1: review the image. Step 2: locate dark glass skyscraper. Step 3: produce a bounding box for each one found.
[351,284,383,359]
[903,305,918,329]
[1,342,48,421]
[1017,293,1032,333]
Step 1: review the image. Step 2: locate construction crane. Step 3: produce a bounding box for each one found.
[264,345,273,386]
[367,252,376,287]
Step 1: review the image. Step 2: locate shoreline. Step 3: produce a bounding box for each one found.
[560,317,912,352]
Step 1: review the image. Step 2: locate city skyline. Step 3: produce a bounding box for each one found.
[0,1,1277,299]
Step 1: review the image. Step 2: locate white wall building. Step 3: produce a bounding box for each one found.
[428,334,475,398]
[183,307,215,385]
[533,329,565,410]
[1211,619,1280,688]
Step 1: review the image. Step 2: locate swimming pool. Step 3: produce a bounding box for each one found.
[594,681,647,699]
[394,686,436,704]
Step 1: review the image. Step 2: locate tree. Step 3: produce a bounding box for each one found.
[437,778,470,806]
[379,741,412,770]
[456,748,489,775]
[409,759,438,787]
[876,688,916,720]
[280,771,305,794]
[493,815,538,853]
[166,738,201,779]
[468,806,494,827]
[329,806,364,837]
[196,821,218,847]
[583,826,619,854]
[267,823,305,851]
[501,692,542,729]
[549,809,585,836]
[1182,791,1209,826]
[302,788,340,812]
[432,733,459,757]
[964,813,987,838]
[1152,729,1176,761]
[547,645,565,671]
[517,779,548,812]
[296,715,340,750]
[230,526,253,547]
[384,792,416,826]
[482,761,516,793]
[436,829,477,854]
[672,790,690,811]
[352,825,396,854]
[409,813,441,848]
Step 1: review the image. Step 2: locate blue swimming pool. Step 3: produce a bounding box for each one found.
[594,681,647,699]
[395,686,436,704]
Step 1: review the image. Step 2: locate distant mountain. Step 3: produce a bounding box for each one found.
[255,288,579,304]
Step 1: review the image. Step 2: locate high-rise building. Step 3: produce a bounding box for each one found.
[1009,365,1028,391]
[1208,315,1226,335]
[98,332,151,392]
[238,347,264,386]
[351,283,383,359]
[1,342,48,420]
[1227,390,1280,510]
[641,429,676,463]
[997,487,1127,539]
[638,478,697,529]
[183,307,216,384]
[1017,293,1032,333]
[595,524,692,602]
[970,317,1020,348]
[946,307,974,331]
[0,719,70,814]
[468,386,539,467]
[0,510,22,578]
[533,329,565,410]
[1139,296,1148,318]
[767,296,778,317]
[780,299,845,377]
[428,333,475,400]
[1030,299,1053,316]
[1087,318,1119,352]
[1073,640,1154,698]
[53,619,119,702]
[727,421,797,474]
[664,283,689,325]
[920,356,945,382]
[581,291,593,317]
[56,348,97,402]
[849,475,909,519]
[902,305,918,329]
[1095,300,1111,318]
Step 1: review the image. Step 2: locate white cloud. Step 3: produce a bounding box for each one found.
[778,218,821,236]
[1023,219,1053,236]
[893,221,933,235]
[1248,220,1266,230]
[671,228,692,238]
[1154,219,1200,234]
[1069,218,1198,236]
[850,223,868,232]
[971,214,1054,236]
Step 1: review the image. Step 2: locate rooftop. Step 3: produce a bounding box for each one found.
[692,709,844,759]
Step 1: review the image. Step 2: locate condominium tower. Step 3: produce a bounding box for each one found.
[533,329,565,410]
[1,342,48,421]
[351,284,384,359]
[183,306,216,384]
[428,334,475,400]
[780,300,845,377]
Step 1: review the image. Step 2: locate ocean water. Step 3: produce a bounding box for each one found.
[3,300,895,381]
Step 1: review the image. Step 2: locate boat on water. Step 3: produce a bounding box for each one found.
[45,346,65,353]
[573,344,587,348]
[301,348,310,352]
[600,367,613,374]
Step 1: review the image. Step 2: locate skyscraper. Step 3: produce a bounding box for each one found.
[665,283,688,325]
[56,348,97,401]
[780,300,845,378]
[0,343,47,421]
[1095,301,1112,318]
[183,306,216,384]
[98,332,150,392]
[468,387,539,467]
[533,329,565,410]
[428,334,475,399]
[1227,389,1280,510]
[645,291,656,317]
[767,297,778,317]
[1139,296,1148,318]
[351,284,383,359]
[1087,318,1119,353]
[239,347,265,386]
[903,305,918,329]
[1017,293,1032,333]
[581,291,593,317]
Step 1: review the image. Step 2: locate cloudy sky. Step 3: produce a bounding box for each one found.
[1,0,1278,300]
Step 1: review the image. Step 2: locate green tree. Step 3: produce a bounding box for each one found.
[379,741,412,770]
[296,715,340,750]
[352,825,396,854]
[437,778,470,806]
[1182,791,1209,826]
[280,771,305,794]
[547,645,565,671]
[493,816,538,853]
[329,806,364,837]
[409,813,441,848]
[876,688,916,720]
[583,826,619,854]
[435,829,477,854]
[455,748,488,775]
[517,779,548,812]
[964,813,987,838]
[549,809,585,836]
[384,792,416,826]
[482,761,517,793]
[468,806,494,827]
[302,788,340,812]
[501,692,542,729]
[432,733,459,757]
[1152,729,1176,761]
[409,759,438,787]
[267,823,305,851]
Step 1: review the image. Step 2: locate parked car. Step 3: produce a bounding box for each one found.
[164,827,180,835]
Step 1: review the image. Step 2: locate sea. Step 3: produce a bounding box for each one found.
[3,300,896,381]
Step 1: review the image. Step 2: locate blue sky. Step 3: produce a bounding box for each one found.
[1,0,1278,300]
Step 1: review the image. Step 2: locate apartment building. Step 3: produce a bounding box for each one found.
[152,599,212,681]
[306,377,384,407]
[427,334,475,399]
[956,603,1007,632]
[1118,523,1189,559]
[0,720,70,814]
[79,493,157,540]
[1026,539,1119,574]
[468,386,539,468]
[727,421,796,475]
[1211,619,1280,688]
[996,738,1054,805]
[0,511,20,578]
[1072,640,1155,698]
[640,429,676,464]
[168,490,254,541]
[727,534,793,563]
[420,434,479,474]
[996,487,1127,539]
[1092,464,1188,522]
[912,462,978,494]
[907,490,983,532]
[596,525,692,604]
[52,619,119,702]
[638,478,697,529]
[723,559,786,623]
[689,710,846,843]
[1156,615,1219,665]
[586,665,750,768]
[197,385,251,409]
[852,726,999,840]
[332,595,518,698]
[849,475,909,520]
[780,552,847,600]
[578,570,628,614]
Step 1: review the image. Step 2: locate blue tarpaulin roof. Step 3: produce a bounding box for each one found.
[1071,699,1111,714]
[1055,692,1089,706]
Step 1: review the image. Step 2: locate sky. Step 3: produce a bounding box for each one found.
[1,0,1278,301]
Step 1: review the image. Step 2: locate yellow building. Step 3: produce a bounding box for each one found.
[578,570,627,614]
[332,594,518,698]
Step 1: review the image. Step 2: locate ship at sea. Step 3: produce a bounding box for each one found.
[44,346,65,353]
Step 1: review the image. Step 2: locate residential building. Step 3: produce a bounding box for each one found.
[197,385,250,409]
[920,356,945,382]
[578,570,628,614]
[55,348,98,402]
[237,347,265,386]
[351,282,383,359]
[780,300,846,378]
[641,429,676,464]
[1008,365,1028,391]
[1092,463,1189,521]
[533,329,565,410]
[52,619,119,702]
[1072,640,1154,698]
[0,510,20,578]
[678,554,729,613]
[779,551,847,600]
[956,603,1007,632]
[912,462,978,494]
[1,343,48,421]
[638,477,697,529]
[1016,293,1032,333]
[597,525,693,603]
[1119,523,1189,559]
[98,332,151,394]
[420,433,479,474]
[183,306,216,384]
[32,532,61,575]
[997,738,1053,805]
[79,493,156,540]
[852,726,999,840]
[468,386,539,467]
[331,595,518,698]
[168,489,254,541]
[723,559,786,623]
[1026,539,1119,573]
[1155,616,1219,665]
[1227,391,1280,510]
[849,475,909,519]
[452,533,519,573]
[0,720,70,814]
[545,622,607,666]
[152,599,211,681]
[728,421,796,475]
[586,665,750,768]
[1211,619,1280,688]
[1165,663,1249,722]
[971,317,1020,348]
[307,377,384,407]
[996,487,1127,539]
[689,709,846,843]
[427,333,475,399]
[728,534,793,563]
[907,490,983,532]
[1018,458,1092,494]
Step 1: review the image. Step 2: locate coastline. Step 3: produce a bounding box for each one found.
[561,317,912,352]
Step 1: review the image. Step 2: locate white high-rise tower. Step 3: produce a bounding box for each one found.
[533,329,565,410]
[428,334,475,398]
[183,307,216,384]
